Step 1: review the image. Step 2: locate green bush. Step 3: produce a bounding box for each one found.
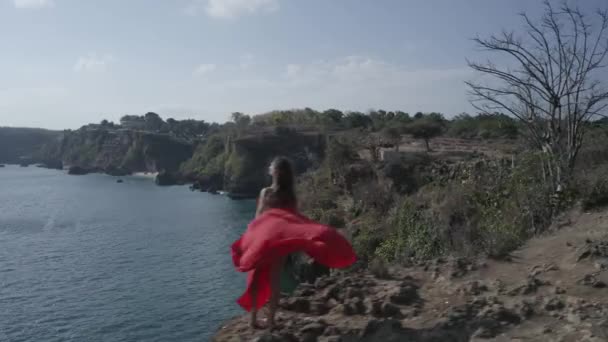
[580,170,608,211]
[448,113,519,139]
[370,153,554,262]
[352,223,383,262]
[375,199,444,262]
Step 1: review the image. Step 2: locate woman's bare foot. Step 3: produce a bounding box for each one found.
[250,317,270,330]
[249,320,267,330]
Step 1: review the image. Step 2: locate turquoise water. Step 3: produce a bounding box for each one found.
[0,165,255,342]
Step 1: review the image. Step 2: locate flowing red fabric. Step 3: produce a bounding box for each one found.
[231,208,357,311]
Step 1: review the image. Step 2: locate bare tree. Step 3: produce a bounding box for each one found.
[467,1,608,191]
[363,133,383,162]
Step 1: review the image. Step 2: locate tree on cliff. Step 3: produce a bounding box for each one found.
[344,111,372,129]
[120,115,146,130]
[321,109,344,125]
[394,111,412,124]
[381,127,402,152]
[467,1,608,191]
[231,112,251,127]
[404,120,443,152]
[144,112,165,132]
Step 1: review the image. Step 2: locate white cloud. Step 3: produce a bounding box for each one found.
[219,56,473,115]
[282,56,471,88]
[239,53,255,69]
[285,64,301,78]
[73,53,113,72]
[13,0,54,9]
[185,0,279,18]
[193,63,217,76]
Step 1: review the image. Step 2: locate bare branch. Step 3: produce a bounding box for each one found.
[467,0,608,189]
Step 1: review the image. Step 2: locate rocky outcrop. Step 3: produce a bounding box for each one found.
[214,210,608,341]
[155,171,184,186]
[67,166,92,175]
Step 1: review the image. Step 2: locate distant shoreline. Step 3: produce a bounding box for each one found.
[132,172,158,179]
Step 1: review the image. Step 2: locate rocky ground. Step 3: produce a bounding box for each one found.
[213,209,608,342]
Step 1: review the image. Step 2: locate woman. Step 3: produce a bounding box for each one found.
[231,157,356,329]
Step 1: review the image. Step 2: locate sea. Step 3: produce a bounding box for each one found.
[0,165,255,342]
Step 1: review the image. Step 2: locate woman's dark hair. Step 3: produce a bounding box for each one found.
[267,156,297,208]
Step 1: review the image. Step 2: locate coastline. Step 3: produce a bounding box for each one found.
[132,171,159,179]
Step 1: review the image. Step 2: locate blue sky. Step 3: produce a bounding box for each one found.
[0,0,605,129]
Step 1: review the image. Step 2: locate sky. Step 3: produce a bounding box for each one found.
[0,0,606,129]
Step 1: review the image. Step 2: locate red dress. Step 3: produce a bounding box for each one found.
[231,208,357,311]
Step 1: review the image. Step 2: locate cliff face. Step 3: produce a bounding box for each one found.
[37,125,326,192]
[223,130,326,197]
[0,127,60,164]
[41,128,194,174]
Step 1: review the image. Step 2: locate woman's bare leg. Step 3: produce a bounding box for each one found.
[249,271,265,329]
[268,257,286,328]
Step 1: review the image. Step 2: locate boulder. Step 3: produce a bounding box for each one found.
[40,160,63,170]
[389,283,419,305]
[68,166,90,175]
[155,171,180,186]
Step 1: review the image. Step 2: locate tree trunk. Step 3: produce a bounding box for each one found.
[424,139,431,152]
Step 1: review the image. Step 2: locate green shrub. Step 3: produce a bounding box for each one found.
[580,174,608,211]
[448,113,519,139]
[375,199,444,262]
[351,219,384,262]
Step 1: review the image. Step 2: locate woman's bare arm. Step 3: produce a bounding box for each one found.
[255,188,268,217]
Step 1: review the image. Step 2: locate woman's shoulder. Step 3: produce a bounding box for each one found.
[259,187,273,198]
[257,187,273,205]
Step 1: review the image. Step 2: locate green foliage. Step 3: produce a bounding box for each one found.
[344,152,556,264]
[201,152,227,177]
[448,113,519,139]
[321,109,344,124]
[0,127,60,163]
[582,179,608,211]
[120,113,209,140]
[405,119,444,139]
[344,111,373,129]
[144,112,165,132]
[231,112,251,127]
[197,135,225,162]
[252,108,322,127]
[577,164,608,211]
[224,149,249,179]
[179,134,227,178]
[351,219,383,262]
[122,139,145,168]
[323,136,359,180]
[404,119,444,151]
[436,153,552,258]
[375,199,444,262]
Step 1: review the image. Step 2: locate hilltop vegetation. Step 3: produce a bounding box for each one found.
[0,127,60,164]
[7,104,608,265]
